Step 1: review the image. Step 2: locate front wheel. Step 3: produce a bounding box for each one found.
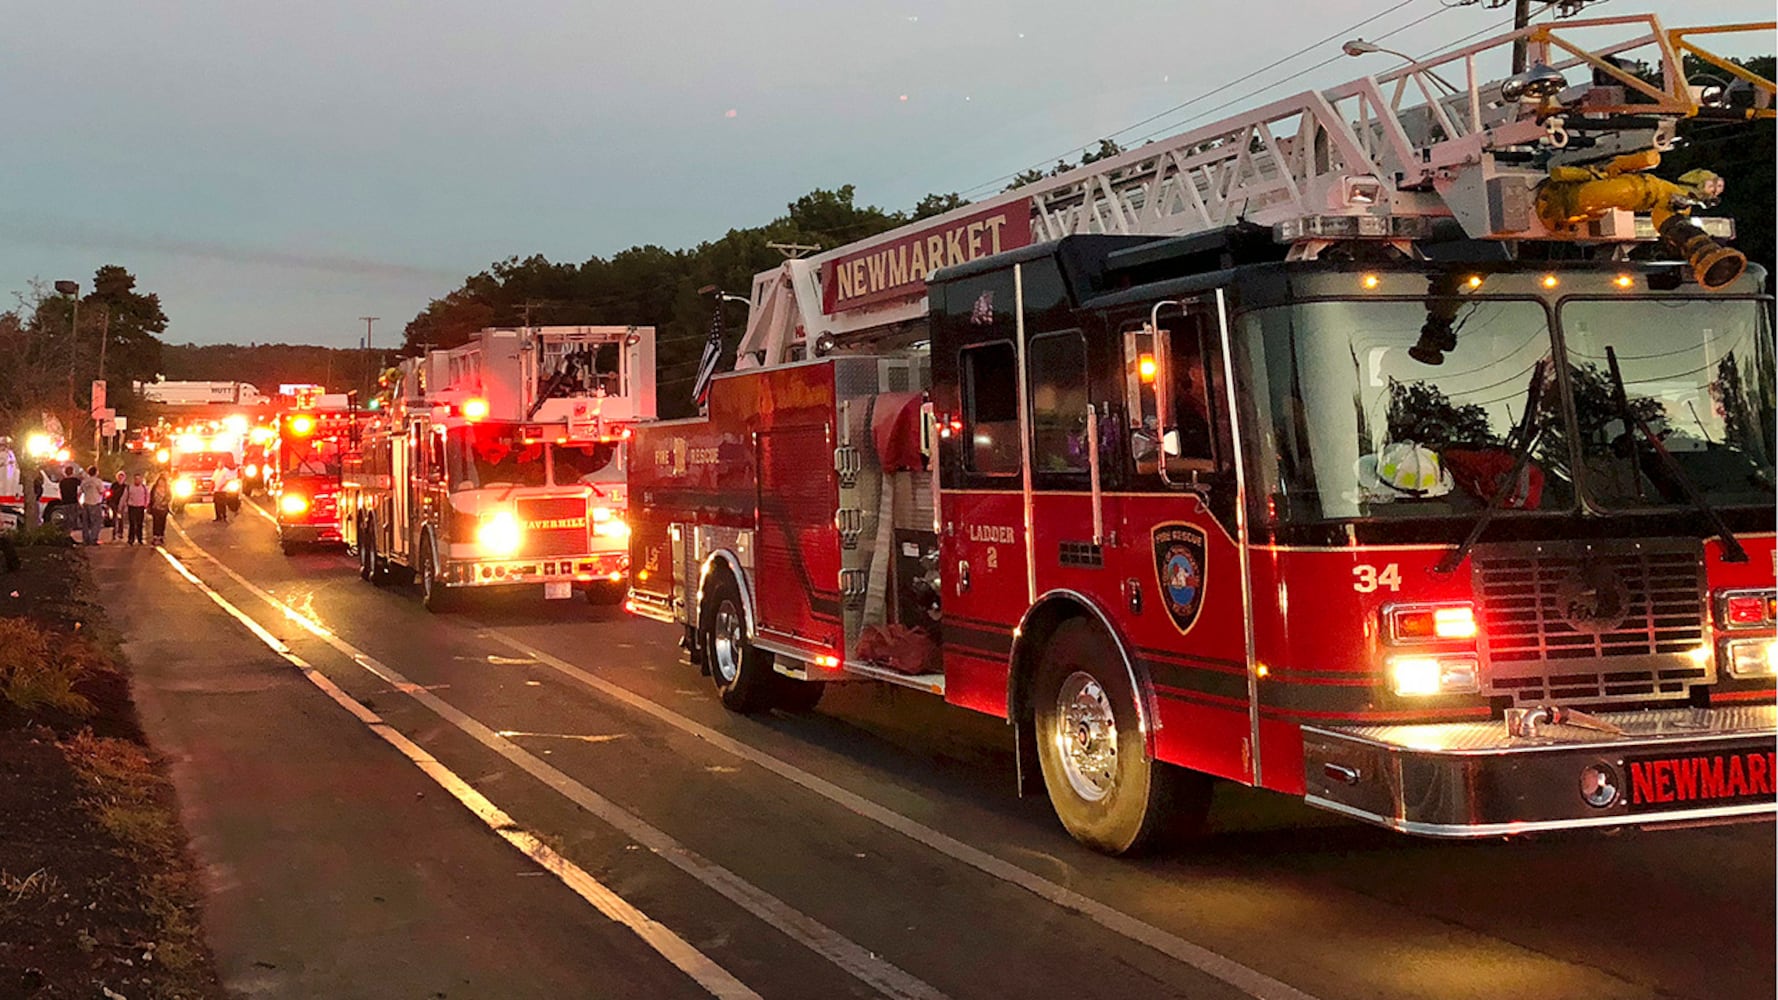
[1032,619,1212,855]
[701,575,776,713]
[419,542,453,613]
[585,580,627,606]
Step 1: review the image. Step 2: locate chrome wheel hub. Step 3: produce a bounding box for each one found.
[711,601,743,685]
[1055,671,1119,802]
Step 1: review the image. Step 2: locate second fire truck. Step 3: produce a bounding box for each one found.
[628,16,1777,853]
[272,394,359,554]
[341,325,655,610]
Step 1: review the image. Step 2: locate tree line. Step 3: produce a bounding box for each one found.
[0,266,167,445]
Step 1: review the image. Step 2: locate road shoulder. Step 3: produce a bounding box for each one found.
[88,540,707,1000]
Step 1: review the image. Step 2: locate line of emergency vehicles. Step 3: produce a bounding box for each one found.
[86,15,1778,853]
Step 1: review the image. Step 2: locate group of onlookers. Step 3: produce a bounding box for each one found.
[51,463,172,546]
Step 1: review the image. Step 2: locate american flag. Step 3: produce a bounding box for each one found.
[692,299,724,408]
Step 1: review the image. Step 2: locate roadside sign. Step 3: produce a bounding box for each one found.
[114,415,128,431]
[90,380,107,416]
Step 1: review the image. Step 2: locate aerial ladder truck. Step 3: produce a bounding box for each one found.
[628,15,1777,853]
[343,325,655,610]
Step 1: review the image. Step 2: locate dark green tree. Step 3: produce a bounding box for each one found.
[1385,379,1498,447]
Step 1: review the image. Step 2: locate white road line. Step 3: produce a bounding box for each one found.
[242,495,279,526]
[154,545,760,1000]
[484,640,1321,1000]
[166,525,950,1000]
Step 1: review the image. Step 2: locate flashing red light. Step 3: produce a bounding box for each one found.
[1724,593,1777,628]
[289,414,316,436]
[1388,604,1477,642]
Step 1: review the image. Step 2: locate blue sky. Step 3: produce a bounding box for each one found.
[2,1,1770,348]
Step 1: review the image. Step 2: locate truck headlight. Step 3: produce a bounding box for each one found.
[1725,638,1778,679]
[476,511,523,556]
[593,517,629,538]
[1388,654,1479,697]
[172,478,195,499]
[224,480,242,494]
[280,493,309,515]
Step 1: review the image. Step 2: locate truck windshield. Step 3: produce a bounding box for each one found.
[447,425,547,491]
[550,442,621,487]
[1242,297,1574,523]
[1559,298,1775,510]
[282,438,340,477]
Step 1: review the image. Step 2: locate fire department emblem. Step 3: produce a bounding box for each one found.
[1555,560,1630,635]
[1152,522,1207,634]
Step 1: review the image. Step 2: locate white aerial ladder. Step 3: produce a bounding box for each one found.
[735,14,1774,368]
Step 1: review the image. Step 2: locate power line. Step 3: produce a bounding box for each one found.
[956,0,1435,199]
[1126,1,1460,148]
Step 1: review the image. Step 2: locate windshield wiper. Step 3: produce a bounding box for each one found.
[1434,359,1548,576]
[1605,346,1748,563]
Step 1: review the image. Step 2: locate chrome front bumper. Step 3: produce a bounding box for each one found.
[1303,704,1777,837]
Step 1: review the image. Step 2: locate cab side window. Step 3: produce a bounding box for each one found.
[1124,314,1219,476]
[1028,330,1089,474]
[962,342,1019,476]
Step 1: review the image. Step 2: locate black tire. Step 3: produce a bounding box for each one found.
[358,521,375,581]
[700,573,776,712]
[1031,619,1212,855]
[45,504,74,529]
[419,540,453,613]
[774,675,827,712]
[585,580,627,606]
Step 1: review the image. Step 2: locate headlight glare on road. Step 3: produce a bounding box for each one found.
[476,510,523,556]
[172,477,195,499]
[280,493,309,515]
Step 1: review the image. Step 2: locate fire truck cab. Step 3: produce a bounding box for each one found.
[628,16,1776,853]
[342,325,655,611]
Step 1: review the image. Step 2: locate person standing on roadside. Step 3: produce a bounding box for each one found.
[57,462,79,508]
[148,472,172,545]
[107,470,128,540]
[77,465,107,545]
[210,460,237,523]
[124,473,150,545]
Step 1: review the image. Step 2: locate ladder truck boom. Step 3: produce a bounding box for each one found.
[737,14,1774,368]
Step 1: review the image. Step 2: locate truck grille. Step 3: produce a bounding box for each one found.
[516,496,590,558]
[1473,540,1710,706]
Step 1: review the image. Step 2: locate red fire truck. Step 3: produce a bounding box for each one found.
[628,16,1777,853]
[342,325,655,610]
[272,396,359,554]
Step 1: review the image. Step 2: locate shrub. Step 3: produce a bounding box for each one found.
[4,524,76,547]
[0,617,95,715]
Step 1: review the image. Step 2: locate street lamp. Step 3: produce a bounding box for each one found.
[1342,38,1460,94]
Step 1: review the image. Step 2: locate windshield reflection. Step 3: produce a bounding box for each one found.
[1243,296,1570,523]
[1559,298,1775,509]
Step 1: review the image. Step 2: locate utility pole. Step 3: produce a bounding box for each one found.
[359,316,379,398]
[1512,0,1532,74]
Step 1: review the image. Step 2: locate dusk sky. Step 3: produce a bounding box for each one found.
[3,1,1770,349]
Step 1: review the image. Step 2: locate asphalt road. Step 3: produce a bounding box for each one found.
[113,498,1776,1000]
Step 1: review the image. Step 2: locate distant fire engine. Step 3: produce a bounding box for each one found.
[629,16,1777,852]
[272,394,361,554]
[342,325,655,610]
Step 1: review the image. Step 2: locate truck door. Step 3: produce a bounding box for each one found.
[390,422,414,560]
[1099,295,1257,785]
